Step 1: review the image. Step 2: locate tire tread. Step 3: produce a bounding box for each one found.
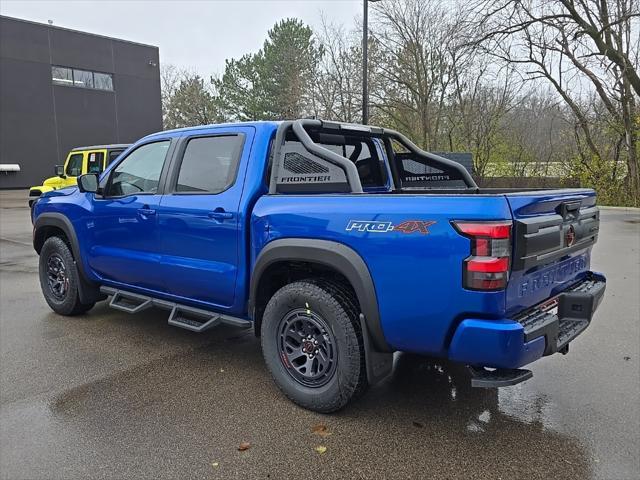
[39,236,94,316]
[261,279,367,412]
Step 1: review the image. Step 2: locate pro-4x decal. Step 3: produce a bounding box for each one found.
[346,220,436,234]
[394,220,436,234]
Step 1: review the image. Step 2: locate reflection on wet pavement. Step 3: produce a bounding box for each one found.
[1,192,638,480]
[3,330,591,479]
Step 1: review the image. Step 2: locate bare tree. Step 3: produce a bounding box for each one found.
[370,0,462,149]
[471,0,640,203]
[160,64,185,127]
[313,18,363,122]
[164,74,221,129]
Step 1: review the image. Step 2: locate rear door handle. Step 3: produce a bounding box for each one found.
[208,210,233,220]
[208,211,233,220]
[137,208,156,216]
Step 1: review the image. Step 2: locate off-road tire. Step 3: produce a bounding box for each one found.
[261,279,367,413]
[39,236,95,316]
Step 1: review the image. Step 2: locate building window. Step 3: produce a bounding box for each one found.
[51,65,114,92]
[94,72,113,91]
[73,69,94,88]
[52,66,73,85]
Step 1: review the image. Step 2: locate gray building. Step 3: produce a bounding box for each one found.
[0,16,162,188]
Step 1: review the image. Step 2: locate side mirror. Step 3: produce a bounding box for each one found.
[55,165,65,178]
[77,173,99,193]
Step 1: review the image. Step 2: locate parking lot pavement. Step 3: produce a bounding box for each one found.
[0,189,638,480]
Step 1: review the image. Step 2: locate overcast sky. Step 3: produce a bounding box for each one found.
[1,0,363,75]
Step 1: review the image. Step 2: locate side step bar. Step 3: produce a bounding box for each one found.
[100,286,251,333]
[467,366,533,388]
[109,290,152,314]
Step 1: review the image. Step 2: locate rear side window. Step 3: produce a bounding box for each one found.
[107,141,170,196]
[108,150,124,165]
[65,153,83,176]
[87,152,105,174]
[175,135,244,193]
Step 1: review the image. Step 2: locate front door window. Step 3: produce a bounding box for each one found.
[65,153,83,176]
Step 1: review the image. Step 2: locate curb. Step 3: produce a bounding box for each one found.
[598,206,640,212]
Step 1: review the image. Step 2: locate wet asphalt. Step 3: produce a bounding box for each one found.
[0,190,638,480]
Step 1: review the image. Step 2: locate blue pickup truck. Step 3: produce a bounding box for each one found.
[32,119,605,412]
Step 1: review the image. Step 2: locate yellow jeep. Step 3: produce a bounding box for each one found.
[28,144,129,206]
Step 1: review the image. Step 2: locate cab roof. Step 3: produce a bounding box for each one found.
[143,121,282,141]
[71,144,131,151]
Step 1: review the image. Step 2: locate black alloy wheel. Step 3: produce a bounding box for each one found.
[277,308,338,388]
[38,236,95,316]
[261,279,367,413]
[46,253,69,300]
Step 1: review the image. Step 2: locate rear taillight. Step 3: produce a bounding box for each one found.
[453,221,512,291]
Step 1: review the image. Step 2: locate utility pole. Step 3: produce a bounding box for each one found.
[362,0,369,125]
[362,0,381,125]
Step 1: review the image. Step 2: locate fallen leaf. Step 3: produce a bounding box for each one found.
[238,441,251,451]
[311,424,332,437]
[314,445,327,454]
[412,421,425,428]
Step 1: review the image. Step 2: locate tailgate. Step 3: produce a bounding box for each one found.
[505,189,600,315]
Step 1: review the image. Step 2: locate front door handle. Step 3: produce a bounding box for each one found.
[137,208,156,216]
[208,210,233,220]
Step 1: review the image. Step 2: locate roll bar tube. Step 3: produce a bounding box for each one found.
[268,120,292,194]
[269,119,477,194]
[292,119,364,193]
[383,128,478,189]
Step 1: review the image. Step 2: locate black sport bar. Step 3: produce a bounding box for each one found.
[270,119,478,194]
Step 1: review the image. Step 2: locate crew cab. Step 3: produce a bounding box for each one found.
[31,119,605,412]
[28,144,129,206]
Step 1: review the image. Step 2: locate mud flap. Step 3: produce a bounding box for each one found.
[360,313,393,384]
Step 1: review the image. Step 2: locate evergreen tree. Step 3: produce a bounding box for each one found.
[259,18,323,119]
[214,18,322,121]
[164,75,220,129]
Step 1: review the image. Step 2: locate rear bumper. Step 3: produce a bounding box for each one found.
[448,272,606,369]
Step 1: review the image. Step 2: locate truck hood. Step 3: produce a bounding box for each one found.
[41,186,78,198]
[41,176,68,188]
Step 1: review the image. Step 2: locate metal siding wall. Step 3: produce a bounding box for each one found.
[0,19,58,189]
[0,16,162,189]
[112,40,163,142]
[49,27,113,72]
[53,86,118,157]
